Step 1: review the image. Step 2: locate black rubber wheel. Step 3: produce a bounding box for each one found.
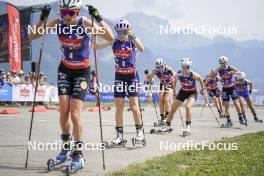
[47,159,55,171]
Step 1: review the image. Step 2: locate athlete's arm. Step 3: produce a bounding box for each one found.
[93,37,113,49]
[147,69,156,81]
[127,30,144,52]
[194,73,205,95]
[248,80,253,94]
[29,18,60,41]
[231,66,241,75]
[173,75,178,97]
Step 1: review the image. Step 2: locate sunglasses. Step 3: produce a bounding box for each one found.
[182,66,190,69]
[117,30,128,37]
[156,66,164,70]
[60,9,80,16]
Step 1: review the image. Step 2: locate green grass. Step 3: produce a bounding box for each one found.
[109,131,264,176]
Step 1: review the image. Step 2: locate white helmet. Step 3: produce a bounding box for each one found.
[115,19,131,32]
[155,58,165,68]
[237,72,246,80]
[59,0,82,9]
[218,56,228,64]
[181,58,192,67]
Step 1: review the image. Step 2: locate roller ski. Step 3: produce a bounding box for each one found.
[65,151,85,176]
[47,135,71,171]
[221,120,233,128]
[104,127,127,148]
[182,125,191,137]
[254,117,263,123]
[132,127,146,146]
[150,123,173,134]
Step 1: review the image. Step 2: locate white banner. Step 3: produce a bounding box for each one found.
[12,84,59,102]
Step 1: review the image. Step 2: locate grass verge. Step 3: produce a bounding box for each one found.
[109,131,264,176]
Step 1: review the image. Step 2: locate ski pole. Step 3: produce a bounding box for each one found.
[87,6,106,170]
[202,94,221,127]
[178,107,185,128]
[25,13,48,169]
[199,102,206,118]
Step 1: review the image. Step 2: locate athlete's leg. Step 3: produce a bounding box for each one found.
[59,95,71,135]
[70,98,84,141]
[218,96,224,112]
[159,91,165,117]
[166,99,183,124]
[185,97,195,122]
[213,96,221,112]
[238,96,245,114]
[129,96,142,125]
[164,89,173,115]
[115,98,125,127]
[246,97,257,116]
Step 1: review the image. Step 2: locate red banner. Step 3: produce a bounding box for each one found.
[6,3,21,74]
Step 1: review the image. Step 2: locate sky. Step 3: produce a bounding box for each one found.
[1,0,264,41]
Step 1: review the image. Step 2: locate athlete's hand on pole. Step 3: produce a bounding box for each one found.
[229,71,234,75]
[200,88,206,95]
[40,5,51,21]
[127,30,136,39]
[87,5,103,22]
[144,69,149,75]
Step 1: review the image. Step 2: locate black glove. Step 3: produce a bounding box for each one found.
[40,5,51,21]
[87,5,102,22]
[144,69,149,75]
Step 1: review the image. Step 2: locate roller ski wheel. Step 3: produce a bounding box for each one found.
[182,131,191,137]
[131,138,146,146]
[47,159,55,171]
[47,153,70,171]
[66,165,71,176]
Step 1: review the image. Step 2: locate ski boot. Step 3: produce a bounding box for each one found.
[254,116,263,123]
[242,113,248,123]
[65,142,85,176]
[221,120,233,128]
[132,126,146,146]
[182,125,191,137]
[219,111,225,119]
[104,127,127,148]
[47,135,71,171]
[239,116,247,126]
[150,122,173,134]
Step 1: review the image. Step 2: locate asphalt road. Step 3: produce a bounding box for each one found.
[0,105,263,176]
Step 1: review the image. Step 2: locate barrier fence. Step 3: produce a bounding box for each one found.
[1,84,264,105]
